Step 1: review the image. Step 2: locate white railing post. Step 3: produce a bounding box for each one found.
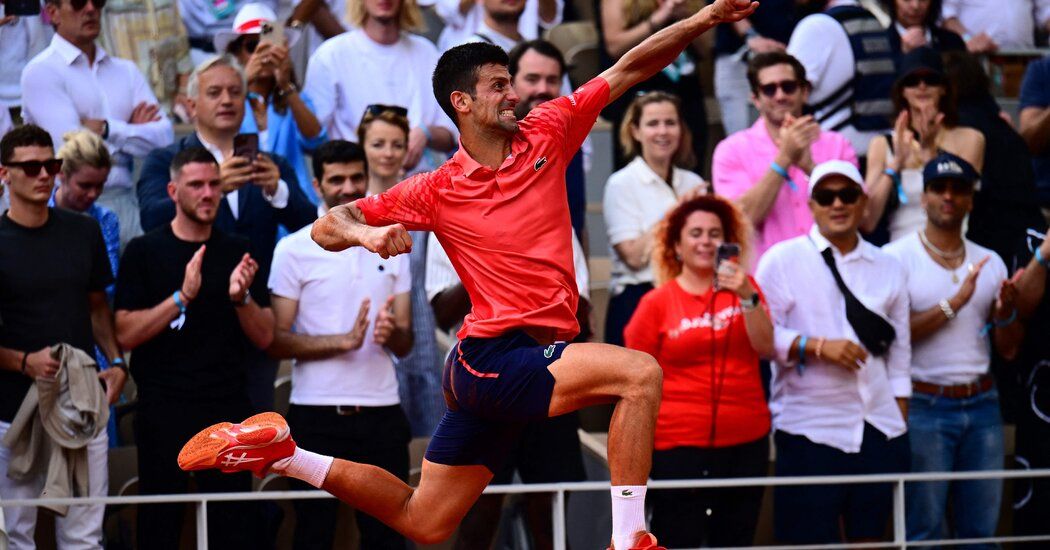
[893,478,906,549]
[552,488,567,550]
[196,499,209,550]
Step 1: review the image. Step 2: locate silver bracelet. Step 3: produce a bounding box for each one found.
[939,299,956,320]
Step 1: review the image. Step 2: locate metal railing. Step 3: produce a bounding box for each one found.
[3,468,1050,550]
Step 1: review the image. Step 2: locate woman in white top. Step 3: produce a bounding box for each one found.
[602,90,707,346]
[862,46,984,243]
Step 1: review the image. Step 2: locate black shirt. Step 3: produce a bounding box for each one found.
[115,225,269,401]
[0,208,112,422]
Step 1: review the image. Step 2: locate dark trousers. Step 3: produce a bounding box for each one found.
[774,424,910,544]
[135,394,259,550]
[604,283,653,347]
[649,436,769,548]
[286,403,411,550]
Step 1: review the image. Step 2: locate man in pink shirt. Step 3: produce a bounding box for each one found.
[713,52,857,263]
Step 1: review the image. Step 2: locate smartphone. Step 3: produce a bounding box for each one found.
[259,21,285,46]
[232,133,259,163]
[715,243,741,273]
[4,0,42,16]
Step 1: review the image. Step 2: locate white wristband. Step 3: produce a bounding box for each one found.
[939,299,956,320]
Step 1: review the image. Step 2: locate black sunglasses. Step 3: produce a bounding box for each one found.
[900,72,945,88]
[926,179,975,195]
[812,186,863,207]
[3,159,64,177]
[231,36,260,54]
[758,79,800,98]
[69,0,106,10]
[365,104,409,118]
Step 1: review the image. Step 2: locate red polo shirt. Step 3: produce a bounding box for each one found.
[357,77,610,343]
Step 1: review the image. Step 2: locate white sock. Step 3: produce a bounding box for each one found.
[270,448,334,488]
[610,485,647,550]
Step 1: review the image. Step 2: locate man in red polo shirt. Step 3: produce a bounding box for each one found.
[178,0,757,547]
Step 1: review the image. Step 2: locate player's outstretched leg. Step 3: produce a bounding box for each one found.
[547,343,665,550]
[178,412,492,545]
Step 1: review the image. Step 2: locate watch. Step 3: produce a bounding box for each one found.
[740,293,760,311]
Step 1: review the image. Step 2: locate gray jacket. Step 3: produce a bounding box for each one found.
[1,344,109,516]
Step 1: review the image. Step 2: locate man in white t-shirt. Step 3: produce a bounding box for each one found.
[883,151,1023,547]
[267,139,413,550]
[303,0,456,174]
[433,0,560,52]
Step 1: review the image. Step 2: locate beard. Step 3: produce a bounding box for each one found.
[181,202,217,225]
[489,7,526,25]
[514,93,555,119]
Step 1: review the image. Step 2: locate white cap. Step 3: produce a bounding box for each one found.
[808,159,864,196]
[213,3,301,54]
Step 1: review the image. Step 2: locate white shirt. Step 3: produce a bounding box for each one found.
[179,0,278,39]
[303,29,457,174]
[21,34,174,191]
[883,232,1006,385]
[0,10,50,108]
[196,133,289,219]
[787,0,882,156]
[434,0,562,52]
[942,0,1050,50]
[457,20,521,53]
[268,223,412,405]
[603,156,707,294]
[755,225,911,453]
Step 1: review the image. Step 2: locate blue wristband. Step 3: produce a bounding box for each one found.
[173,290,187,314]
[884,168,907,204]
[1036,246,1050,269]
[770,161,798,192]
[797,335,808,374]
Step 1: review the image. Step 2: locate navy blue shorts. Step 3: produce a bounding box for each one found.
[424,330,568,473]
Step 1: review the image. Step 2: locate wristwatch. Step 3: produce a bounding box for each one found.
[741,293,760,311]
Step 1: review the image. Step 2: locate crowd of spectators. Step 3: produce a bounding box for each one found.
[5,0,1050,547]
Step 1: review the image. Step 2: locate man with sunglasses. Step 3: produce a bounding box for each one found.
[20,0,174,252]
[756,160,912,544]
[883,151,1022,546]
[0,124,126,550]
[714,51,857,265]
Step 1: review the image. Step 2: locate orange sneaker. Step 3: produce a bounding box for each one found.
[606,532,666,550]
[177,412,296,477]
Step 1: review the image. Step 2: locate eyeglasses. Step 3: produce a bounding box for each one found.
[757,79,800,98]
[900,72,945,88]
[926,179,975,195]
[69,0,106,10]
[812,185,863,207]
[364,104,409,118]
[2,159,64,177]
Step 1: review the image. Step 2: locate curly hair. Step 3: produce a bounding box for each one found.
[652,195,753,286]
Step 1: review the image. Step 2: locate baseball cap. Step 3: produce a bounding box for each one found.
[213,3,301,55]
[922,151,980,187]
[808,159,864,196]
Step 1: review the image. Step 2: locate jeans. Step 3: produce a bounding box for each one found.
[906,388,1004,549]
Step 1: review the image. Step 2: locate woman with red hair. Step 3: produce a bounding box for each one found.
[624,195,774,547]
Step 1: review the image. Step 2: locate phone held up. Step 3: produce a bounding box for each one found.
[714,243,740,289]
[259,21,285,46]
[233,133,259,164]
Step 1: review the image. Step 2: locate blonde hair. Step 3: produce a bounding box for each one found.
[618,91,696,170]
[347,0,424,32]
[57,130,111,177]
[357,109,410,144]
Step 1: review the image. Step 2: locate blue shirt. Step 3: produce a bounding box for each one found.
[1019,56,1050,206]
[240,93,327,204]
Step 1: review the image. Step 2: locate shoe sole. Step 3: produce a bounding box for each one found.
[177,412,289,472]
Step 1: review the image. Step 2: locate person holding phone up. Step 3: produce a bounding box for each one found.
[215,2,327,204]
[624,195,774,548]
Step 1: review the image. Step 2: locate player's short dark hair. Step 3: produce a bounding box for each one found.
[746,52,810,95]
[169,146,219,180]
[1,124,53,164]
[508,40,566,80]
[312,140,367,180]
[433,42,510,126]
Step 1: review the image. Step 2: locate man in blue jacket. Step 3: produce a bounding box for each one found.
[137,55,316,411]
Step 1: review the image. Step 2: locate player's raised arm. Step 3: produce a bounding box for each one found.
[311,201,413,258]
[599,0,758,102]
